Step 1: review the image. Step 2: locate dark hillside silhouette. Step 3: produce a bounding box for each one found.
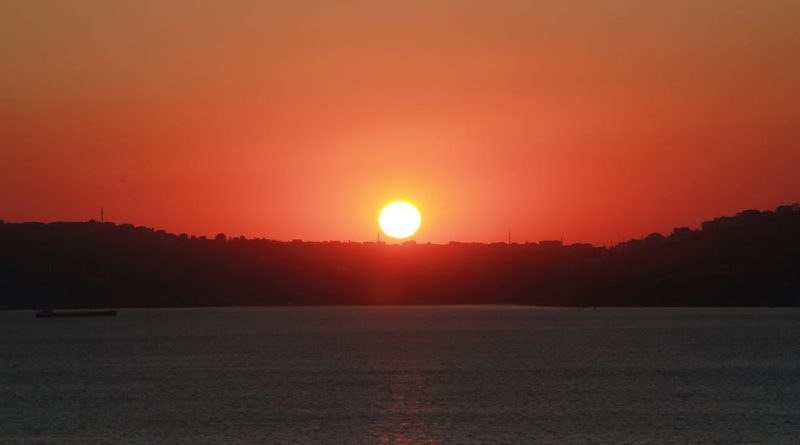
[1,205,798,309]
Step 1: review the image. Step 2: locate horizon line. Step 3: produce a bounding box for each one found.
[2,202,797,248]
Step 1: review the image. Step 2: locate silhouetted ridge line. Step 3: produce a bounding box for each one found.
[1,204,798,309]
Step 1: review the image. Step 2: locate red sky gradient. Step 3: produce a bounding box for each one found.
[1,1,798,244]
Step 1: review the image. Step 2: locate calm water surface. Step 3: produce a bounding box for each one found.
[1,307,799,444]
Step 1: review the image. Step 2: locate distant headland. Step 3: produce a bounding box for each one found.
[1,204,798,309]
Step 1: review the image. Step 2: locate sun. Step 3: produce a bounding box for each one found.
[379,201,421,239]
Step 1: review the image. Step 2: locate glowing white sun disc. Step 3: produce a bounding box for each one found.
[379,201,421,239]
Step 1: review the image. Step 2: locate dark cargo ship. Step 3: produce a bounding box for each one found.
[36,309,118,318]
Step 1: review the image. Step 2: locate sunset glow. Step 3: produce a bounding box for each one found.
[0,1,798,243]
[2,2,798,442]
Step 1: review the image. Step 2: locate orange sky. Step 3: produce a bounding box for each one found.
[1,0,799,244]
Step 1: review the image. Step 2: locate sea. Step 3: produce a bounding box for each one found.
[1,307,798,444]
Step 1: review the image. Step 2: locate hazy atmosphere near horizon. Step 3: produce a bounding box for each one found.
[2,1,800,444]
[2,0,799,243]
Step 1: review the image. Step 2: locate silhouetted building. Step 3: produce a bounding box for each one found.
[539,240,563,247]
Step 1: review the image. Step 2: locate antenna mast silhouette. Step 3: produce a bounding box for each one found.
[101,207,104,223]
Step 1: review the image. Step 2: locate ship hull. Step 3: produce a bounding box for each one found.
[36,310,118,318]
